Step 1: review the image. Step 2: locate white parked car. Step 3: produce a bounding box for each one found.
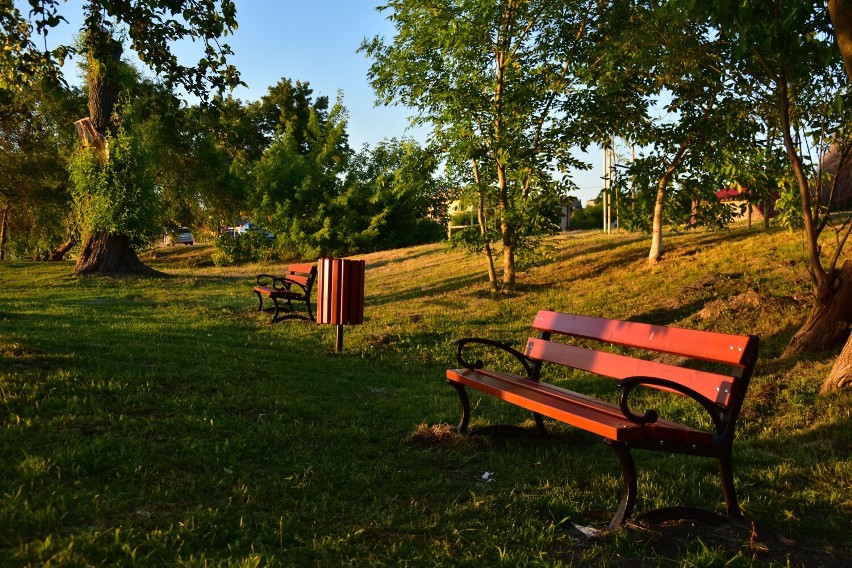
[237,222,274,241]
[165,227,194,246]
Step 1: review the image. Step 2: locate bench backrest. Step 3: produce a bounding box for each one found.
[286,263,317,290]
[524,310,759,409]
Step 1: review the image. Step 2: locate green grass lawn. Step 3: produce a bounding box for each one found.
[1,227,850,566]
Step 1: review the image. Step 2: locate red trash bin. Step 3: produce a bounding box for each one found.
[317,258,365,351]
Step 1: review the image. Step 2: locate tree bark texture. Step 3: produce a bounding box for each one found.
[824,336,852,391]
[472,158,499,294]
[0,206,7,260]
[648,140,690,263]
[648,180,666,263]
[498,164,515,292]
[829,0,852,83]
[784,260,852,357]
[86,28,123,135]
[74,230,159,276]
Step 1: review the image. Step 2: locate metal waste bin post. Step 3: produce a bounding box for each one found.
[316,258,365,352]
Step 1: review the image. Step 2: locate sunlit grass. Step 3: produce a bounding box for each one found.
[1,226,850,565]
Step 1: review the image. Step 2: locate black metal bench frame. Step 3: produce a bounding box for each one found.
[253,264,317,323]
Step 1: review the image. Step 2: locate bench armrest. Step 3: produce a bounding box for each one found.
[277,276,308,295]
[454,338,534,376]
[617,376,726,432]
[256,274,278,287]
[256,274,308,295]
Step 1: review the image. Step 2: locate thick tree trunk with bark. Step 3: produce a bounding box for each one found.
[784,260,852,356]
[86,29,123,135]
[824,337,852,391]
[74,25,156,276]
[74,230,160,275]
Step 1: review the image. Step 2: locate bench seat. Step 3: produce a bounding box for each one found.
[447,368,714,446]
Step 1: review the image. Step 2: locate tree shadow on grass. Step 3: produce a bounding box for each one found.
[627,300,713,327]
[363,245,444,270]
[366,273,488,307]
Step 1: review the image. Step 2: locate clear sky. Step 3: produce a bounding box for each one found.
[20,0,604,202]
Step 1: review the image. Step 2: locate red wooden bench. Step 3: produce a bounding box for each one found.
[253,264,317,323]
[446,310,759,531]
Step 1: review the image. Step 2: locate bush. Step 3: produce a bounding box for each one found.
[211,231,276,266]
[569,204,603,230]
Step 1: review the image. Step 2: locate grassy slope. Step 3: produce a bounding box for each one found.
[0,226,850,566]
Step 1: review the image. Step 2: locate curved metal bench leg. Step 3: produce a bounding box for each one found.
[718,446,743,520]
[270,297,281,323]
[447,381,471,434]
[255,291,264,312]
[533,412,548,435]
[305,299,315,322]
[607,441,637,531]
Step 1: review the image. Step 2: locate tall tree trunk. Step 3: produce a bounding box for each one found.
[74,230,159,275]
[648,152,685,263]
[777,69,826,290]
[86,25,123,136]
[829,0,852,83]
[494,18,514,293]
[648,179,667,263]
[497,162,515,292]
[472,158,498,293]
[0,206,7,260]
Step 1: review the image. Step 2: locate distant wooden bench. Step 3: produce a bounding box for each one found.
[253,264,317,323]
[446,310,759,530]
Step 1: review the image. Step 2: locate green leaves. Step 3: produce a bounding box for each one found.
[363,0,604,289]
[2,1,241,100]
[67,103,161,247]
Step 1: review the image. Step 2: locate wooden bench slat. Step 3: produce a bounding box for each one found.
[532,310,754,367]
[287,263,315,274]
[447,368,713,445]
[524,338,735,406]
[448,368,637,439]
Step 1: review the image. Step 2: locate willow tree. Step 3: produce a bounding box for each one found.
[1,0,241,274]
[362,0,599,292]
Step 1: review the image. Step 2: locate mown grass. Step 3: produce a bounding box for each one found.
[1,226,850,566]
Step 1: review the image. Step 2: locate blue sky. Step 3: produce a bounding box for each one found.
[21,0,604,202]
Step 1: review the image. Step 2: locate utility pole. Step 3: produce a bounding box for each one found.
[602,143,610,233]
[602,140,617,233]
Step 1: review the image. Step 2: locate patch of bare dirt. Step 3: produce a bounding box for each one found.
[405,423,489,449]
